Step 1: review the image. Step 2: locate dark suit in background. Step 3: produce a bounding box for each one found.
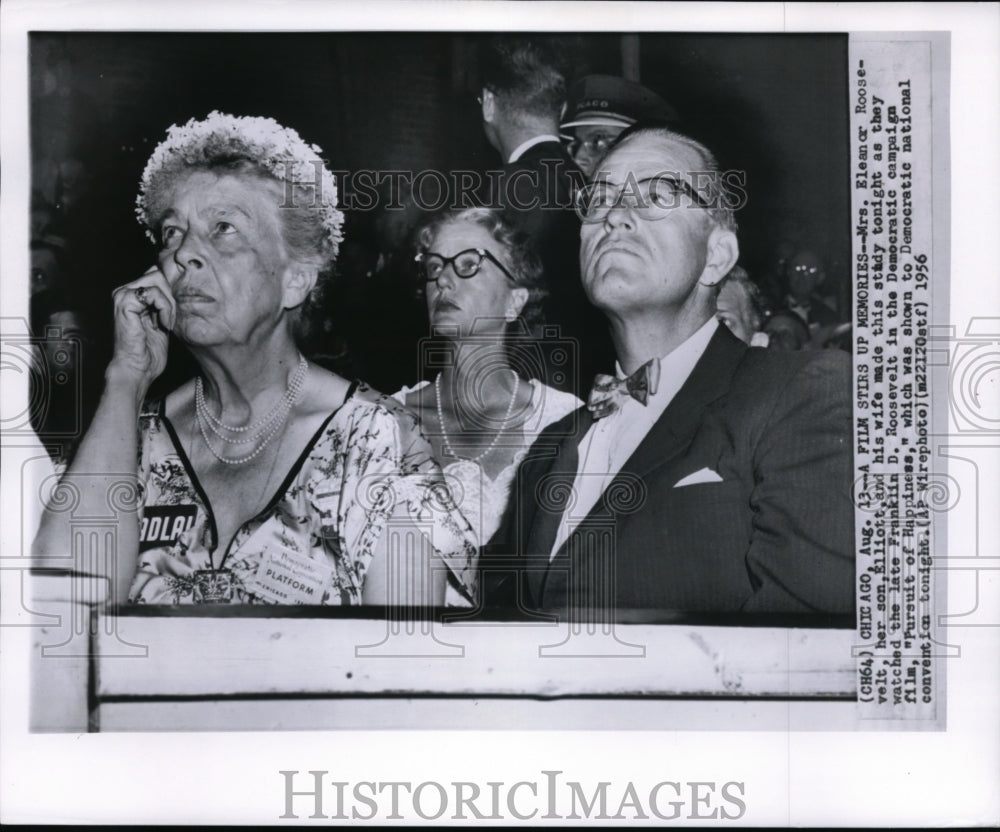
[487,141,616,392]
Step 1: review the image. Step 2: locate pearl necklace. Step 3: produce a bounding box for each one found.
[195,355,307,440]
[194,355,307,465]
[434,370,519,464]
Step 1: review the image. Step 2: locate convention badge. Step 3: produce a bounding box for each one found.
[138,505,197,553]
[193,568,234,603]
[244,546,335,605]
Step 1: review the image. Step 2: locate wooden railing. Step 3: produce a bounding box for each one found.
[30,572,858,732]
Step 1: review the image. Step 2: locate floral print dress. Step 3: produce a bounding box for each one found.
[130,382,478,605]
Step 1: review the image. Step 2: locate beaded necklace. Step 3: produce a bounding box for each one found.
[434,370,519,464]
[194,355,307,465]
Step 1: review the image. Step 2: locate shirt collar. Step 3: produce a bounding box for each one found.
[614,317,719,385]
[508,134,561,163]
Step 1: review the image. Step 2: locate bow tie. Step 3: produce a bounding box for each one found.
[586,358,661,419]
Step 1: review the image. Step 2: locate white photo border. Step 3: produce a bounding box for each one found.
[2,1,998,826]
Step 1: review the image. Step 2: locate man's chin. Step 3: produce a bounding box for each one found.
[585,267,646,308]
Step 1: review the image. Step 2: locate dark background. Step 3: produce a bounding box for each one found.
[29,31,850,390]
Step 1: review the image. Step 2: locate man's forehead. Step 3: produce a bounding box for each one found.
[600,133,705,178]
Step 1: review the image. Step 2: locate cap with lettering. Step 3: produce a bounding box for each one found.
[560,74,678,130]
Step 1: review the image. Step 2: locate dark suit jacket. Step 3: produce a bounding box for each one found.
[486,325,855,616]
[487,141,616,386]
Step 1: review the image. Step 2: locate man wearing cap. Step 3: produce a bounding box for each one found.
[561,74,678,179]
[487,125,854,616]
[478,37,614,388]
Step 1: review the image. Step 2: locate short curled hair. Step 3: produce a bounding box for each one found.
[142,156,335,339]
[415,206,548,330]
[137,113,344,344]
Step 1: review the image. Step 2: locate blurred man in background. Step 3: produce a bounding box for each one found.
[478,37,614,389]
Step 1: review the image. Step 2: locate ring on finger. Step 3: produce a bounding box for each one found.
[135,287,149,305]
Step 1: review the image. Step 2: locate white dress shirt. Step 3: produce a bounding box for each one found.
[550,317,719,558]
[507,134,562,164]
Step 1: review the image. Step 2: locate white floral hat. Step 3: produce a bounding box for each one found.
[135,111,344,258]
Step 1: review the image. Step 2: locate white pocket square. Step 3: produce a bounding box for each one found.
[673,467,724,487]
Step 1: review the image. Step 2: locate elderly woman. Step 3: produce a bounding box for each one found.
[394,207,581,603]
[33,112,476,607]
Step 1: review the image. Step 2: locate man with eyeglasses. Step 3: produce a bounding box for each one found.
[489,126,854,616]
[783,248,842,331]
[560,75,678,179]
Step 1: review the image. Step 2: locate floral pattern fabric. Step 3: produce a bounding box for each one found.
[130,382,478,605]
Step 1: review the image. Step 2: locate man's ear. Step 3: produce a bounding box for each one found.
[282,264,319,310]
[507,286,529,321]
[481,88,496,123]
[699,226,740,288]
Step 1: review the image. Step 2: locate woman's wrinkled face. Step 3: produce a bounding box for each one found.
[155,171,293,348]
[423,220,521,340]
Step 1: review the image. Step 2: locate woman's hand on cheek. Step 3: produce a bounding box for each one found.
[107,266,175,394]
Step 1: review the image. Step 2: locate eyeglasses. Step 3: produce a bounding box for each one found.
[416,247,516,284]
[573,175,712,224]
[567,136,615,157]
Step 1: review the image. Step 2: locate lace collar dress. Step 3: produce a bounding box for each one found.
[393,378,582,549]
